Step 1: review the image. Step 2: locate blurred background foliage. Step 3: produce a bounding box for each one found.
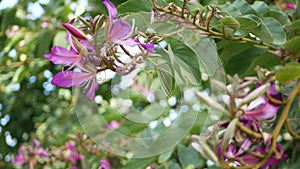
[1,0,300,168]
[0,0,130,167]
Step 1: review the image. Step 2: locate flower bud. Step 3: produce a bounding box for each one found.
[238,83,270,107]
[93,15,106,32]
[195,91,229,115]
[62,23,87,40]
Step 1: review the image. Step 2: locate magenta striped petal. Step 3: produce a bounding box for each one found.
[86,77,98,101]
[99,159,111,169]
[140,43,155,52]
[102,0,117,21]
[109,18,132,43]
[44,46,79,65]
[51,71,93,88]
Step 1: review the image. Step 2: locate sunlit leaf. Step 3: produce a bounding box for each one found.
[276,64,300,83]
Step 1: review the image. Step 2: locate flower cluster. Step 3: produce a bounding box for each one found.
[193,75,287,168]
[12,139,49,169]
[12,135,111,169]
[45,0,154,101]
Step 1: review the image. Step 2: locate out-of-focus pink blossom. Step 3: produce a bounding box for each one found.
[221,142,287,168]
[108,120,120,130]
[287,3,296,10]
[99,159,111,169]
[244,83,282,122]
[65,141,84,164]
[12,146,25,166]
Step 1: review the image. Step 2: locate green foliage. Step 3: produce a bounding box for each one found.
[1,0,300,168]
[276,64,300,83]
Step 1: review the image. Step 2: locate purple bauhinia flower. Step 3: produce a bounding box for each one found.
[12,146,25,166]
[99,159,111,169]
[44,46,79,66]
[52,71,98,101]
[102,0,154,51]
[286,3,296,10]
[65,141,84,164]
[107,120,120,130]
[244,83,282,122]
[239,144,287,168]
[221,141,287,168]
[45,19,99,101]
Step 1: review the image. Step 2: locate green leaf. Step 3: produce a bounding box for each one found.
[177,144,205,168]
[158,148,174,163]
[232,0,257,15]
[221,17,240,30]
[263,11,289,25]
[251,17,286,45]
[261,17,286,45]
[53,31,68,48]
[157,61,175,97]
[222,46,266,76]
[285,36,300,54]
[117,0,153,14]
[34,29,53,57]
[166,45,198,86]
[122,157,157,169]
[276,64,300,83]
[286,19,300,30]
[242,52,280,76]
[235,15,260,29]
[220,4,242,16]
[180,29,219,76]
[251,1,269,15]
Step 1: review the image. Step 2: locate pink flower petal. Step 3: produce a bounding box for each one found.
[33,139,40,147]
[99,159,111,169]
[86,77,98,101]
[140,43,155,52]
[44,46,79,65]
[102,0,117,21]
[66,141,76,153]
[109,18,133,43]
[287,3,296,10]
[116,38,139,46]
[51,71,93,88]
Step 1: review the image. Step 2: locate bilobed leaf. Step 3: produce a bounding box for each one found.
[166,45,198,86]
[117,0,153,14]
[242,52,280,76]
[232,0,257,15]
[180,29,219,76]
[157,61,175,97]
[177,144,205,168]
[285,36,300,54]
[166,36,202,81]
[235,15,260,29]
[220,4,242,16]
[276,64,300,83]
[221,17,240,30]
[263,11,289,25]
[158,148,174,163]
[122,157,157,169]
[286,19,300,30]
[219,40,266,76]
[261,17,286,45]
[250,17,286,45]
[126,12,150,32]
[251,1,269,15]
